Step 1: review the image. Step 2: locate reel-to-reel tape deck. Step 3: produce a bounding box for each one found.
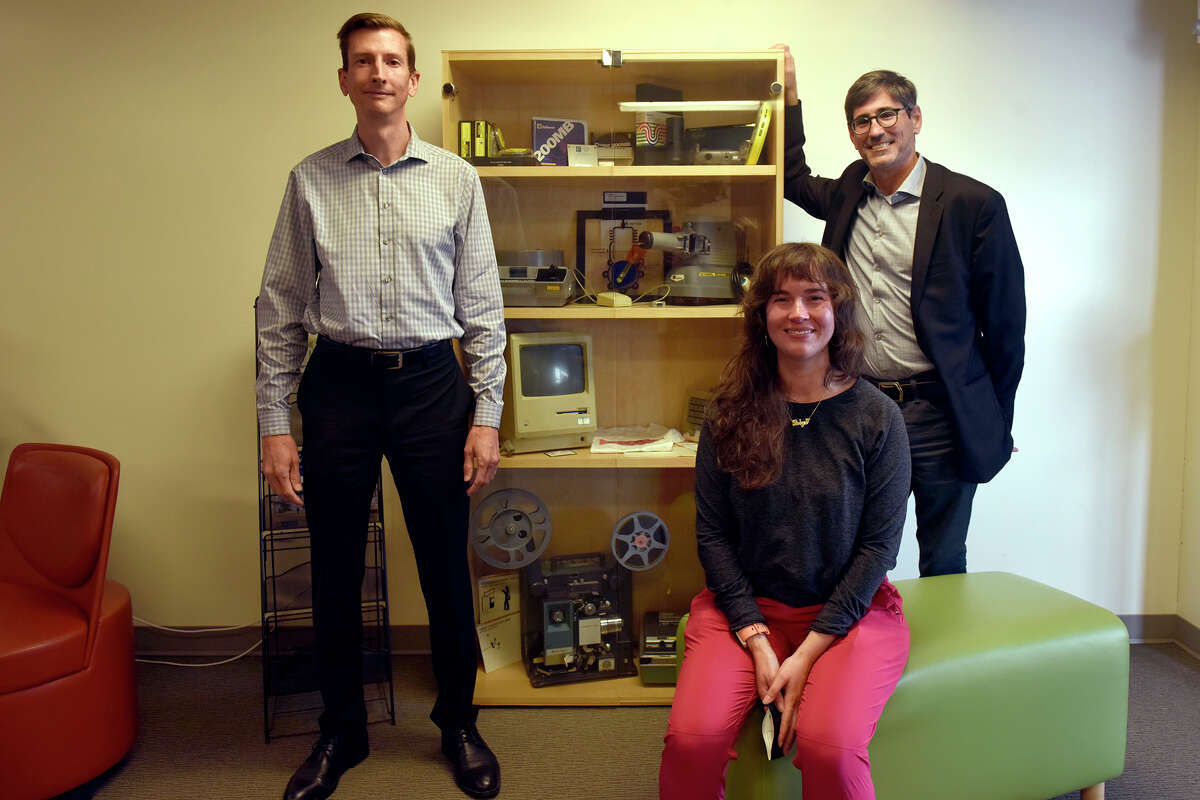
[470,488,672,687]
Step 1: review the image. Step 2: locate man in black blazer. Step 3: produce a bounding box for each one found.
[778,47,1025,576]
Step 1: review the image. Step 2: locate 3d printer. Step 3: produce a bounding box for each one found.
[521,552,636,687]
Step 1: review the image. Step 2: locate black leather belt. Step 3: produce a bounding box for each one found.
[865,371,947,404]
[316,336,452,370]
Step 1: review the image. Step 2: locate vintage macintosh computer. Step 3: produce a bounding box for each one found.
[501,331,597,454]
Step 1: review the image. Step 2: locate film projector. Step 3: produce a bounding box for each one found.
[470,490,671,687]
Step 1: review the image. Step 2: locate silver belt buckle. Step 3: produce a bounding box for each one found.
[373,350,404,370]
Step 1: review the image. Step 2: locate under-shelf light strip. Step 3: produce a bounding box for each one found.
[617,100,761,113]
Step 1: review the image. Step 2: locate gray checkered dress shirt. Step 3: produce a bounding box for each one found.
[255,126,506,436]
[845,155,935,380]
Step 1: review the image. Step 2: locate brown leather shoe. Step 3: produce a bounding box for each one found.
[441,723,500,798]
[282,731,368,800]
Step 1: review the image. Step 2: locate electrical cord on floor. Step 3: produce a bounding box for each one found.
[133,616,259,634]
[133,616,263,667]
[135,639,262,668]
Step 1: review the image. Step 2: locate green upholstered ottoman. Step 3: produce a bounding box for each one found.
[677,572,1129,800]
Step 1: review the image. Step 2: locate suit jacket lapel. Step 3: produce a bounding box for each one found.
[911,160,945,312]
[827,163,869,255]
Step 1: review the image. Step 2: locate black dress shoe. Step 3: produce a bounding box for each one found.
[282,731,368,800]
[441,723,501,798]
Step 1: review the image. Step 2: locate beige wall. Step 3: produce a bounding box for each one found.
[1181,16,1200,630]
[1,0,1198,627]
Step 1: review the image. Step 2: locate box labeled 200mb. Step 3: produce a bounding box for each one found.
[531,117,587,166]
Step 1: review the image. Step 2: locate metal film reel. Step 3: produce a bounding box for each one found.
[611,511,670,571]
[470,488,552,570]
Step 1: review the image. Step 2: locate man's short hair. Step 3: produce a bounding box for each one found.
[844,70,917,123]
[337,13,415,71]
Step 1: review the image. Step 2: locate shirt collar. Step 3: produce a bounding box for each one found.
[863,155,927,204]
[340,123,431,166]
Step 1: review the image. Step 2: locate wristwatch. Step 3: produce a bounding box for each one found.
[735,622,770,648]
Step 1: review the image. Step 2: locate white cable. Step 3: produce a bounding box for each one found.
[568,269,597,304]
[135,638,262,668]
[631,283,672,304]
[133,616,260,633]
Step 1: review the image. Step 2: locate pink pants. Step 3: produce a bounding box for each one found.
[659,583,910,800]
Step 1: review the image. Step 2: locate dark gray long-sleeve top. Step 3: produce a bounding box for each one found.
[695,379,911,636]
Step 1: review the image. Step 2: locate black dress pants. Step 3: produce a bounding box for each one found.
[297,336,478,736]
[900,398,978,577]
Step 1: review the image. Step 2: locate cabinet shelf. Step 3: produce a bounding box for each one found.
[503,304,740,320]
[499,447,697,470]
[474,662,675,707]
[475,165,776,179]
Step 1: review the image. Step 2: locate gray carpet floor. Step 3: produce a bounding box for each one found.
[74,643,1198,799]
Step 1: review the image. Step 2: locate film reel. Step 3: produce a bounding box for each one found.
[611,511,670,571]
[471,488,552,570]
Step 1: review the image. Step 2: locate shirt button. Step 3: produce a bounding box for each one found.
[382,202,390,209]
[382,276,392,283]
[382,239,390,246]
[874,297,882,304]
[384,314,394,321]
[874,333,884,341]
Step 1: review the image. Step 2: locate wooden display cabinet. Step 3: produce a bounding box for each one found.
[442,49,784,705]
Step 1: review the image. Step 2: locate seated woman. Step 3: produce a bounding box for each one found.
[659,242,912,800]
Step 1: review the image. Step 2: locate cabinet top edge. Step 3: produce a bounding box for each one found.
[442,49,784,62]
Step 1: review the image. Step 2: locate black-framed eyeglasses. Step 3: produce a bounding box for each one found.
[849,107,909,135]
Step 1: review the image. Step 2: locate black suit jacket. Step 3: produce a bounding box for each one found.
[784,104,1025,484]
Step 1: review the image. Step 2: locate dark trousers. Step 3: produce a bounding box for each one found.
[297,337,478,737]
[900,399,978,577]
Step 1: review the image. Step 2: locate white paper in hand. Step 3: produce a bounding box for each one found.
[761,704,785,760]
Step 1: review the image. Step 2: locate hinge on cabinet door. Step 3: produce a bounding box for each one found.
[600,49,622,68]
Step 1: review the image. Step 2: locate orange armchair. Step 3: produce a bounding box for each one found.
[0,443,136,800]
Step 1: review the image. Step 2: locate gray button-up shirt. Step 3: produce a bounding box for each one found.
[255,125,506,436]
[844,156,935,379]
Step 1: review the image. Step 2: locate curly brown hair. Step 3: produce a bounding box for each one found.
[708,243,865,489]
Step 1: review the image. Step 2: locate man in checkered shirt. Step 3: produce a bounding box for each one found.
[256,13,504,800]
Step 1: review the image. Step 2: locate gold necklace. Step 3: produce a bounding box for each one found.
[791,399,822,428]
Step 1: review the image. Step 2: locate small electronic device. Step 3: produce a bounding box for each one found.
[501,332,597,453]
[685,122,754,165]
[596,291,631,307]
[694,148,745,165]
[522,552,636,687]
[595,142,634,166]
[497,250,572,307]
[639,611,682,685]
[683,390,715,437]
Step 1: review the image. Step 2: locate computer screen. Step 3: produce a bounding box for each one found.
[501,332,597,454]
[520,343,586,397]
